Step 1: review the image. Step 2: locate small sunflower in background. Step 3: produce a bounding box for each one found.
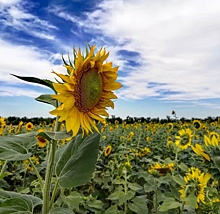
[193,119,202,130]
[0,117,6,128]
[36,136,48,148]
[175,128,193,150]
[25,122,34,131]
[50,45,122,137]
[104,145,112,157]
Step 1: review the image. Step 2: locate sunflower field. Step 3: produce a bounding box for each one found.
[1,46,220,213]
[1,116,220,214]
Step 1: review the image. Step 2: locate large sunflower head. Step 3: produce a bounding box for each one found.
[50,45,122,136]
[179,167,211,208]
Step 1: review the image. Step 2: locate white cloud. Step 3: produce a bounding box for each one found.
[0,85,41,97]
[79,0,220,101]
[0,39,64,86]
[0,0,57,40]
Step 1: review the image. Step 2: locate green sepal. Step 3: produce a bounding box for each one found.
[35,94,57,107]
[11,74,55,92]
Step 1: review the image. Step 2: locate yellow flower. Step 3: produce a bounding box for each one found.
[179,167,211,208]
[138,147,151,157]
[175,128,193,150]
[191,144,210,161]
[209,131,219,141]
[125,161,132,168]
[23,156,40,171]
[50,45,122,136]
[193,119,202,130]
[204,134,218,146]
[148,162,174,176]
[167,123,173,132]
[25,122,34,131]
[0,117,6,128]
[36,136,48,148]
[104,145,112,157]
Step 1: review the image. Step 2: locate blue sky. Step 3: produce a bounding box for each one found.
[1,0,220,119]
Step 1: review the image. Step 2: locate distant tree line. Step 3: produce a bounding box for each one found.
[1,115,219,126]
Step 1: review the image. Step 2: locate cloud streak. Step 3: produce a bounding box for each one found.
[74,0,220,101]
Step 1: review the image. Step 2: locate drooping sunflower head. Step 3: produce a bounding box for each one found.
[50,45,122,136]
[36,136,48,148]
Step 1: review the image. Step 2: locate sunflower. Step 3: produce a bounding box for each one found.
[193,119,202,130]
[204,134,218,146]
[50,45,122,136]
[179,167,211,208]
[104,145,112,157]
[36,136,48,148]
[191,144,210,161]
[175,128,193,150]
[167,122,174,132]
[148,162,174,176]
[25,122,34,131]
[0,117,6,128]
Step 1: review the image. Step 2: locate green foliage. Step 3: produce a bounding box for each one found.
[55,131,100,188]
[0,135,36,161]
[0,190,42,213]
[11,74,55,92]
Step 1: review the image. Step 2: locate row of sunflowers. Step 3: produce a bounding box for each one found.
[0,117,220,213]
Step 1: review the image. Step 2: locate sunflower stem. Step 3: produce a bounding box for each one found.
[49,178,59,210]
[42,140,56,214]
[0,160,8,177]
[28,158,43,190]
[42,114,60,214]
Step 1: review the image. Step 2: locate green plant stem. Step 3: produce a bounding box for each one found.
[49,178,59,210]
[42,115,60,214]
[123,168,128,214]
[29,158,43,190]
[0,160,8,177]
[42,140,56,214]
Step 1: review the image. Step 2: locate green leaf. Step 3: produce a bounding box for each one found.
[185,193,197,209]
[37,130,72,141]
[0,172,12,180]
[87,200,104,209]
[128,196,149,214]
[128,182,143,191]
[107,190,123,201]
[0,190,42,213]
[211,148,220,171]
[105,205,119,214]
[62,191,82,211]
[159,197,181,212]
[172,175,186,186]
[48,208,75,214]
[119,191,135,205]
[0,136,36,161]
[55,131,100,188]
[178,162,189,172]
[35,94,57,107]
[11,74,55,92]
